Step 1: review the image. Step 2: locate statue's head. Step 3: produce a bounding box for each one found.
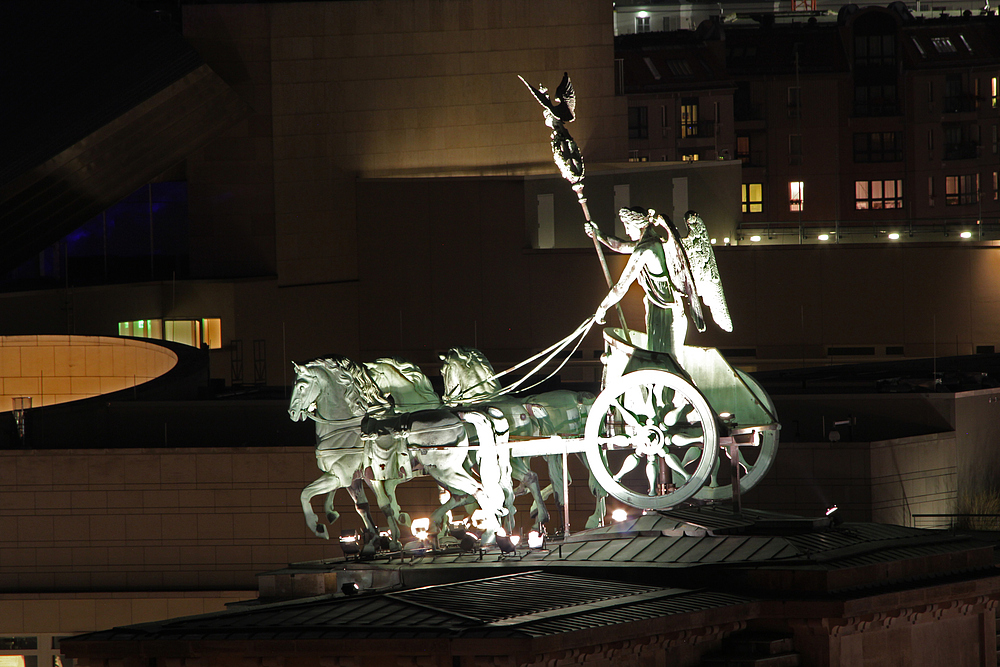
[619,207,654,241]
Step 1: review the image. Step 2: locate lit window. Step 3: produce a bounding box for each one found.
[681,153,699,162]
[0,657,25,667]
[627,151,648,162]
[994,171,998,201]
[680,98,699,138]
[945,174,979,205]
[993,77,998,108]
[912,37,926,57]
[789,181,804,211]
[855,180,903,209]
[119,318,222,349]
[742,183,763,213]
[932,37,956,53]
[958,34,972,53]
[635,15,650,33]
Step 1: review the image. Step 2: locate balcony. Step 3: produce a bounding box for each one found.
[943,95,978,114]
[943,141,979,160]
[678,120,715,140]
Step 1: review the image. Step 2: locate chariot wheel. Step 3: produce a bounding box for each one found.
[584,369,719,510]
[694,369,779,501]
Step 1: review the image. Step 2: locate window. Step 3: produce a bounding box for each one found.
[993,77,998,108]
[994,171,998,201]
[679,98,698,138]
[946,174,979,205]
[932,37,957,53]
[681,152,700,162]
[742,183,763,213]
[787,87,801,118]
[944,74,972,112]
[855,179,903,209]
[789,134,802,165]
[627,150,648,162]
[635,15,650,33]
[737,135,751,163]
[855,34,895,65]
[789,181,804,211]
[855,84,898,116]
[943,122,979,160]
[118,318,223,348]
[628,106,648,139]
[993,124,998,154]
[928,175,935,207]
[853,132,902,162]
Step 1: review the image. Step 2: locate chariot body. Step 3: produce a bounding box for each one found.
[508,326,781,513]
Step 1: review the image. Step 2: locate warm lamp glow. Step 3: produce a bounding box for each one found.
[411,518,430,541]
[818,234,830,241]
[960,231,972,239]
[612,508,629,522]
[750,235,761,242]
[888,232,900,240]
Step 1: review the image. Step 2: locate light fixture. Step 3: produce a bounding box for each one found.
[750,235,761,242]
[373,528,393,552]
[527,530,546,549]
[888,232,900,240]
[818,234,830,241]
[611,508,629,522]
[961,231,972,239]
[410,518,430,542]
[341,582,360,596]
[710,238,717,245]
[495,528,518,554]
[339,529,361,555]
[637,10,649,17]
[448,523,478,552]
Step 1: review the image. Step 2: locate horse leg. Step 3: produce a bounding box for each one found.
[346,477,377,537]
[300,473,345,539]
[365,478,406,550]
[585,464,608,530]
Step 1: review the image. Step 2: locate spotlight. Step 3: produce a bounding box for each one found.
[611,508,629,523]
[410,518,430,542]
[495,528,518,554]
[750,235,761,242]
[825,505,844,526]
[448,523,479,552]
[888,232,900,240]
[818,234,829,241]
[961,231,972,239]
[341,582,360,596]
[710,238,717,245]
[373,528,393,552]
[339,529,361,556]
[527,530,546,549]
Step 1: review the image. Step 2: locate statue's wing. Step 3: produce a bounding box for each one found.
[518,75,554,113]
[681,212,733,332]
[554,72,576,122]
[657,217,706,333]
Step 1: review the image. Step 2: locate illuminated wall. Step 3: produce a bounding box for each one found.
[0,335,176,412]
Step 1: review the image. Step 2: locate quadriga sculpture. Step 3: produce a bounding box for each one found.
[289,356,510,544]
[439,346,610,531]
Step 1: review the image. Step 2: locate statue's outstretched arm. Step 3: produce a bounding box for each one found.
[585,222,635,254]
[595,252,645,323]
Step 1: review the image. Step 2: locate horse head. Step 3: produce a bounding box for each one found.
[365,357,441,411]
[289,356,392,422]
[439,346,501,404]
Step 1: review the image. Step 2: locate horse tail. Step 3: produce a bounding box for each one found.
[459,410,510,517]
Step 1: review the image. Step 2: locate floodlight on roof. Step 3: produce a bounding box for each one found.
[495,528,517,554]
[527,530,546,550]
[888,232,900,240]
[339,529,361,556]
[961,231,973,239]
[611,508,629,523]
[411,518,430,542]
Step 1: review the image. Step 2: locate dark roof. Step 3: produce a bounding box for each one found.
[65,571,756,642]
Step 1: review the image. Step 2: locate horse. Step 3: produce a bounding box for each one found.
[289,356,510,545]
[439,346,608,530]
[364,356,519,534]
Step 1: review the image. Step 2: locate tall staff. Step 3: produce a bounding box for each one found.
[519,73,630,340]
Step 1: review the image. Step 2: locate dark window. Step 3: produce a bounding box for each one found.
[628,106,648,139]
[853,132,903,162]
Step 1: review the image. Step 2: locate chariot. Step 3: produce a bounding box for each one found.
[502,326,780,515]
